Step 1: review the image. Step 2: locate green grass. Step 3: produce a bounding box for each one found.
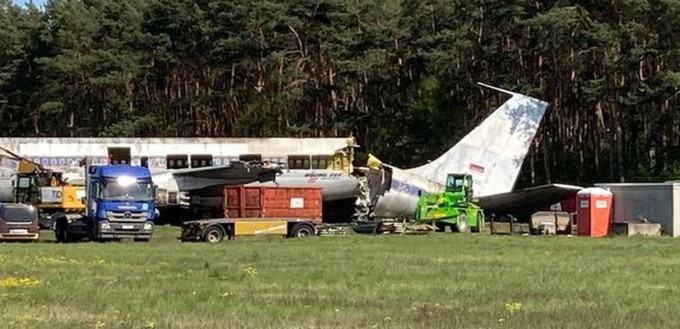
[1,226,680,329]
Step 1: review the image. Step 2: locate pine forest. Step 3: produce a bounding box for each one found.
[1,0,679,188]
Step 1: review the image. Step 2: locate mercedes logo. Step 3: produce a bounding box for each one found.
[124,211,132,219]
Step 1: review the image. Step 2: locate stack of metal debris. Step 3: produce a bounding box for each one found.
[353,176,373,222]
[317,224,350,236]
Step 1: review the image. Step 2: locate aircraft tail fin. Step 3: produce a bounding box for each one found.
[405,82,549,196]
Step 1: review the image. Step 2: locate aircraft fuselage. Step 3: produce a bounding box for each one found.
[366,167,444,219]
[186,169,360,210]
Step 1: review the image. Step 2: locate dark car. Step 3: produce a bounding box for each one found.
[0,203,40,241]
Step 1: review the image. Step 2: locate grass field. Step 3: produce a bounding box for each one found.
[1,226,680,329]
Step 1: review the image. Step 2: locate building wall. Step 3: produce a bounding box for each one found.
[595,183,680,237]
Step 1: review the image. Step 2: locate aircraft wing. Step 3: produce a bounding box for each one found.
[171,161,284,191]
[477,184,583,220]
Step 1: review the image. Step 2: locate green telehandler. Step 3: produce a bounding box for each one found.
[414,173,485,233]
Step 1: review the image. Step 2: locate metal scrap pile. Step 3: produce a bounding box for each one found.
[353,176,373,222]
[259,161,286,173]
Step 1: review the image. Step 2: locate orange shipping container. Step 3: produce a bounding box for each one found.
[223,186,323,223]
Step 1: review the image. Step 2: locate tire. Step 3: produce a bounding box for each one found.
[55,218,68,243]
[88,221,99,242]
[203,225,225,244]
[456,213,470,233]
[471,212,482,233]
[290,223,315,238]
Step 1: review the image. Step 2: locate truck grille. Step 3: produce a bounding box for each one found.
[105,211,148,222]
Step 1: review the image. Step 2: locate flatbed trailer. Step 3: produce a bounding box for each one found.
[179,217,319,243]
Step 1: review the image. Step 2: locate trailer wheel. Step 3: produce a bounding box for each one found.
[456,213,469,233]
[290,223,315,238]
[203,225,225,244]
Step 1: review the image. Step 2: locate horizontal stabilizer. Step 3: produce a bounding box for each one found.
[476,82,518,96]
[169,161,285,191]
[477,184,583,220]
[171,161,283,179]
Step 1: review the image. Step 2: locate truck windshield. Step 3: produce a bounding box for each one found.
[102,179,154,201]
[2,206,38,223]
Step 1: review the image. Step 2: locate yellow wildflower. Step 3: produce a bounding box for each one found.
[244,266,259,276]
[91,319,106,329]
[504,302,522,314]
[0,277,41,288]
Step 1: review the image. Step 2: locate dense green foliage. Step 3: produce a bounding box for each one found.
[1,0,679,187]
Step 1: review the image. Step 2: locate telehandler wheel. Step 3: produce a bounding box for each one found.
[456,213,470,233]
[290,223,315,238]
[471,212,482,233]
[203,225,225,244]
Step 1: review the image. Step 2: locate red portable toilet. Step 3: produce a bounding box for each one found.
[576,187,613,237]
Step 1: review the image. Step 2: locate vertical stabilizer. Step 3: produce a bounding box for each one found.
[405,83,549,197]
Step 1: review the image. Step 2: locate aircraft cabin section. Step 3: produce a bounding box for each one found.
[286,154,350,171]
[191,154,213,168]
[108,147,352,171]
[0,137,358,172]
[11,148,353,172]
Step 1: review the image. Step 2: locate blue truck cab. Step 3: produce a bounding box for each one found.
[54,161,157,242]
[85,165,156,240]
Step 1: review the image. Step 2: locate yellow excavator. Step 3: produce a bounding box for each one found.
[0,147,85,229]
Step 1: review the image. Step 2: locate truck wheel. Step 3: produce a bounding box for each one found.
[471,212,482,233]
[88,223,99,242]
[203,226,224,243]
[290,223,315,238]
[456,213,470,233]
